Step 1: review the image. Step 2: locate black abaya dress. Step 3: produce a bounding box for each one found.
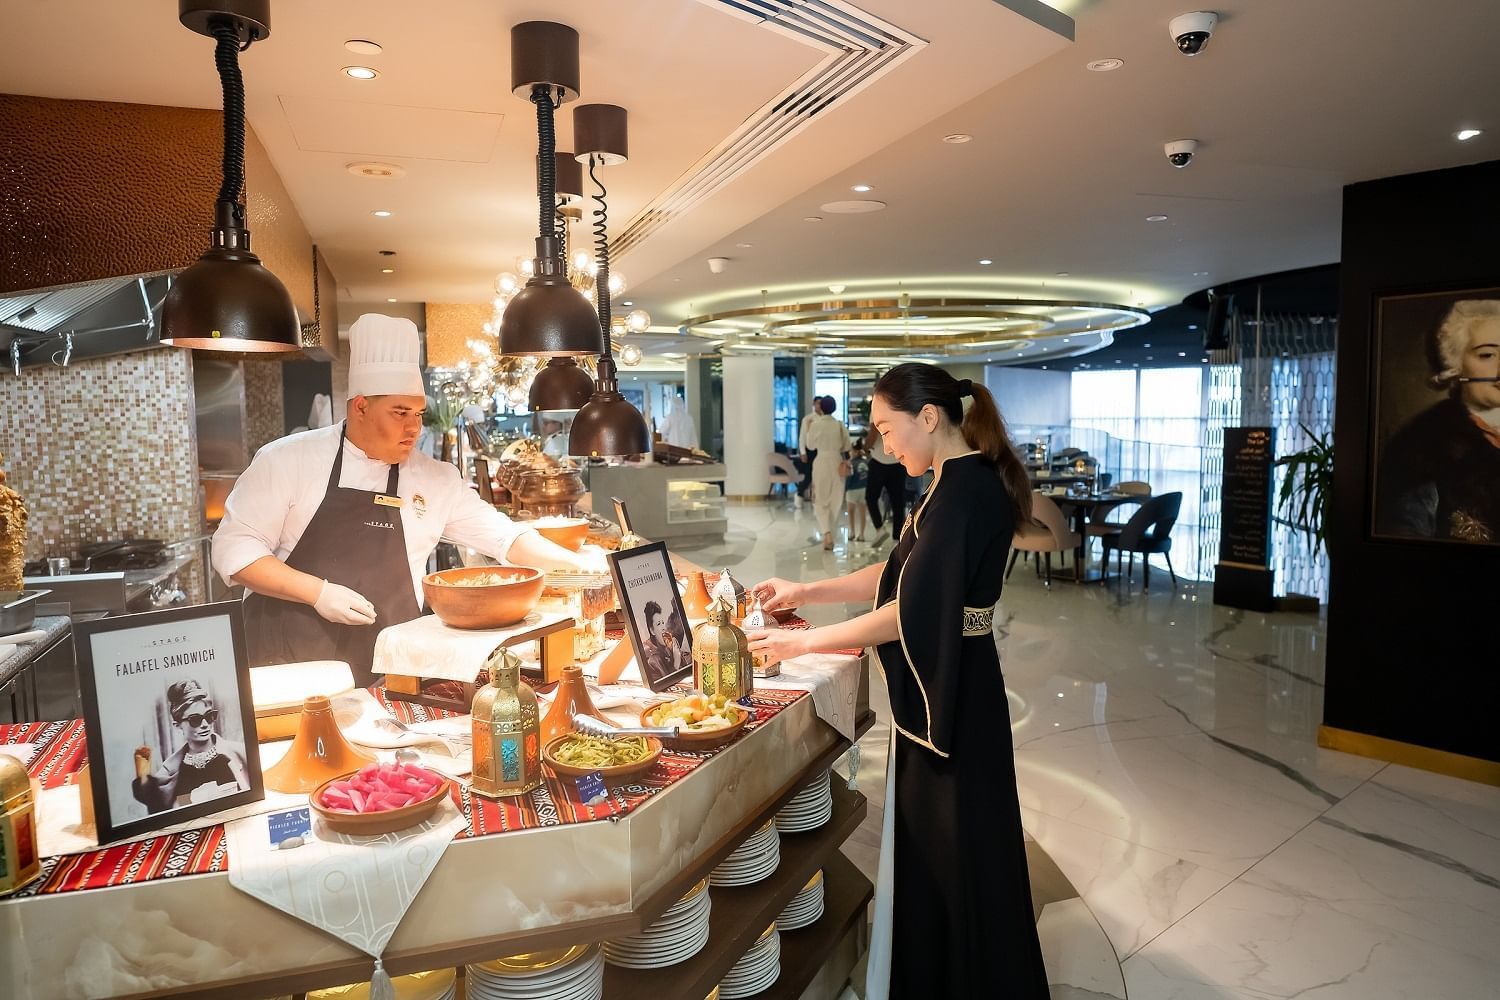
[873,452,1049,998]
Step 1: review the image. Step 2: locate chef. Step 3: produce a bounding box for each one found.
[212,313,601,686]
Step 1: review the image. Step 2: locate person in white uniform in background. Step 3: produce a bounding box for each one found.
[803,395,851,551]
[212,313,602,686]
[661,392,699,450]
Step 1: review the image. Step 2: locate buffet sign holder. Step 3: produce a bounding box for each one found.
[377,611,577,713]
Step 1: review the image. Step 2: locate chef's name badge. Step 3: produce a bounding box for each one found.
[374,494,403,508]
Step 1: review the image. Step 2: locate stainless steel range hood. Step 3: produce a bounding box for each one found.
[0,272,173,374]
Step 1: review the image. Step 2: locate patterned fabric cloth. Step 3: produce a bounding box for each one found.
[0,686,808,897]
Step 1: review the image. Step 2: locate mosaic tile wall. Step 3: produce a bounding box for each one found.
[243,359,285,456]
[0,348,201,565]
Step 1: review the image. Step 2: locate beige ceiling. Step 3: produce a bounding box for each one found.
[2,0,1497,369]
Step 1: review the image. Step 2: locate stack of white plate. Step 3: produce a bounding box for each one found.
[466,945,603,1000]
[775,771,833,833]
[603,878,712,969]
[776,868,826,931]
[718,924,781,999]
[304,967,457,1000]
[711,820,781,886]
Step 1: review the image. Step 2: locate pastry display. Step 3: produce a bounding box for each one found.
[0,450,26,593]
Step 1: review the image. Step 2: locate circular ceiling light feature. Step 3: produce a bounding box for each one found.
[380,267,394,274]
[819,200,886,214]
[803,216,823,223]
[344,39,383,55]
[386,297,397,303]
[942,133,973,144]
[347,161,405,179]
[342,65,379,80]
[1456,128,1484,141]
[850,184,873,193]
[1087,57,1124,72]
[1146,214,1169,222]
[828,284,846,294]
[371,209,392,217]
[978,259,994,266]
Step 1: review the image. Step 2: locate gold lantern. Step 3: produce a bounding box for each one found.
[471,646,543,798]
[0,752,40,896]
[692,597,754,702]
[711,568,748,623]
[741,594,781,678]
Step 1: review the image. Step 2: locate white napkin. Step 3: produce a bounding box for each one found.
[757,651,863,742]
[226,799,465,961]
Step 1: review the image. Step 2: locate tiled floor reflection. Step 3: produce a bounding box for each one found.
[676,500,1500,999]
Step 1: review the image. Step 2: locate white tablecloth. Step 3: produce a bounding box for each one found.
[756,650,863,743]
[372,610,572,682]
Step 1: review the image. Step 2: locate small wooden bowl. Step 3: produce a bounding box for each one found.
[422,565,545,629]
[309,770,452,836]
[531,516,590,552]
[543,734,663,783]
[640,702,750,751]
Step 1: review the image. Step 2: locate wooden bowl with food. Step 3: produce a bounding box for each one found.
[543,732,663,783]
[641,694,750,751]
[310,762,452,836]
[529,515,591,552]
[422,566,545,629]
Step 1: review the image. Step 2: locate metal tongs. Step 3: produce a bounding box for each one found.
[571,713,679,739]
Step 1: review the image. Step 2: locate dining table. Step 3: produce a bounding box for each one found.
[1042,488,1152,582]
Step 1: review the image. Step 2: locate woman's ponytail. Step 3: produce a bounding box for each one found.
[961,383,1033,524]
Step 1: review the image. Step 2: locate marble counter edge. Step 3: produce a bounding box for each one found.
[0,615,71,688]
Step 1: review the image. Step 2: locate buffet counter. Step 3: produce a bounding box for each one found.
[586,464,728,542]
[0,649,873,999]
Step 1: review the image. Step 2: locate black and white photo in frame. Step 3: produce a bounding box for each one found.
[608,541,693,692]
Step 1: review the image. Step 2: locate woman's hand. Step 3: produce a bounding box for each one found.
[751,577,804,612]
[746,627,812,664]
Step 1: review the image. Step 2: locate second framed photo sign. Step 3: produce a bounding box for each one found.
[74,602,264,844]
[608,542,693,692]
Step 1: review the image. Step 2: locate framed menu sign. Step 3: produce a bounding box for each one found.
[75,602,264,844]
[1214,426,1276,612]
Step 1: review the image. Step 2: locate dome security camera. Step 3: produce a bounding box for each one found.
[1165,138,1200,168]
[1169,11,1218,55]
[707,257,729,274]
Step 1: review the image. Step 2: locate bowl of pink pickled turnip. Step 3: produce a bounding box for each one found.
[309,761,453,835]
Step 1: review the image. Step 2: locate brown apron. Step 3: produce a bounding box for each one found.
[244,426,421,688]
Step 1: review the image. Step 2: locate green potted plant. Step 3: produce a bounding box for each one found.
[1273,423,1333,557]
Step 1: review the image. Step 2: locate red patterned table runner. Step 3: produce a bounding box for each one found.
[0,687,808,896]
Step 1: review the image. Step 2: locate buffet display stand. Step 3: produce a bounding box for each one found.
[586,463,728,542]
[0,652,872,1000]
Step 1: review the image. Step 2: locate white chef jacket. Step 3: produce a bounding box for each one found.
[212,424,536,600]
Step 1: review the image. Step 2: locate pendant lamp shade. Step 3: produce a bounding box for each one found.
[573,105,628,165]
[500,21,603,358]
[162,1,300,354]
[554,152,584,205]
[528,356,595,411]
[569,359,651,458]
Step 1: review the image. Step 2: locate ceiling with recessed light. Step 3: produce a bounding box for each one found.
[0,0,1496,371]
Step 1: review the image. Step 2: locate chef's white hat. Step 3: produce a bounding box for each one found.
[347,313,425,399]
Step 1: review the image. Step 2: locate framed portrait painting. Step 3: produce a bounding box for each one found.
[1369,287,1500,546]
[607,542,693,692]
[75,602,264,843]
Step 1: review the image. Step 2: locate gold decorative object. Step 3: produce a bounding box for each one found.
[692,598,754,702]
[741,595,781,678]
[0,752,41,896]
[711,568,747,622]
[0,450,27,592]
[263,696,377,794]
[471,646,543,798]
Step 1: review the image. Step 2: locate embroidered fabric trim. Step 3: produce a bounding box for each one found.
[962,606,993,636]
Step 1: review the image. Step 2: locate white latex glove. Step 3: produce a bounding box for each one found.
[572,544,610,574]
[313,581,377,625]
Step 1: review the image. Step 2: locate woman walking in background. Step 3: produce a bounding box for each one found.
[747,363,1047,998]
[803,395,851,551]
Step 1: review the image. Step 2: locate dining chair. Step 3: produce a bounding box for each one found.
[1099,491,1183,589]
[1007,493,1083,586]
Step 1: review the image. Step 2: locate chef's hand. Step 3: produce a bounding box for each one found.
[571,544,610,574]
[313,581,377,625]
[747,627,810,664]
[751,577,803,613]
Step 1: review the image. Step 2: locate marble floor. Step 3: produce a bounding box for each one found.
[675,499,1500,1000]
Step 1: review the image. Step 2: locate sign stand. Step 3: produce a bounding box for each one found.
[1213,426,1277,612]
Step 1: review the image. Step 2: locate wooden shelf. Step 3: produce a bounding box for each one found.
[759,851,873,1000]
[604,781,868,1000]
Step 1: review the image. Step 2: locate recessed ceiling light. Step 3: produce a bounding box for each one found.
[1146,214,1169,222]
[850,184,873,193]
[819,200,885,214]
[736,242,753,248]
[345,39,383,56]
[828,284,846,294]
[1192,270,1209,276]
[1055,271,1070,277]
[942,133,973,144]
[1143,343,1151,348]
[1456,128,1484,141]
[1087,58,1124,72]
[1202,357,1210,363]
[622,300,633,306]
[1187,323,1198,330]
[803,216,823,223]
[343,66,379,80]
[380,267,394,274]
[347,161,405,179]
[386,297,397,303]
[371,209,392,217]
[1178,351,1187,357]
[978,259,993,265]
[1146,355,1154,361]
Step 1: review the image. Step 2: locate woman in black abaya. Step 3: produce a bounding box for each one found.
[749,363,1047,998]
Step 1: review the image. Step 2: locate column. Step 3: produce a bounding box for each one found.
[722,354,774,499]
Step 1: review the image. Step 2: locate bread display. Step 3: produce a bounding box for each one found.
[0,450,27,592]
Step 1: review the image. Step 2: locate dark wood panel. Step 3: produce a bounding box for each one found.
[759,851,873,1000]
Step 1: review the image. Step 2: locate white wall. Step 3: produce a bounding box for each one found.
[984,365,1071,428]
[722,355,774,496]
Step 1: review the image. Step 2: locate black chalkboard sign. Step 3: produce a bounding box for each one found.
[1217,426,1274,568]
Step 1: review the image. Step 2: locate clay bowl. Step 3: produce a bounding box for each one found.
[309,769,452,836]
[543,733,663,783]
[640,701,750,751]
[423,566,545,629]
[531,516,590,552]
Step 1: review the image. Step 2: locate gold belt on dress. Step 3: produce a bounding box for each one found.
[962,606,994,636]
